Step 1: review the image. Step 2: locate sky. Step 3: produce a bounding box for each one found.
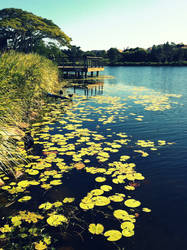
[0,0,186,51]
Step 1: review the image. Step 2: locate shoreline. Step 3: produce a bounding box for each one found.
[106,62,187,66]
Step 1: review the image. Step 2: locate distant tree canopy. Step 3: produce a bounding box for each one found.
[79,43,187,66]
[107,48,122,64]
[33,41,187,66]
[0,8,71,52]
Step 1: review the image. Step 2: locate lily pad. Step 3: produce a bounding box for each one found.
[63,197,75,203]
[88,223,104,235]
[109,194,124,202]
[39,202,53,210]
[121,221,135,230]
[92,196,110,206]
[142,207,151,212]
[122,228,135,237]
[18,196,32,202]
[90,189,104,196]
[79,202,94,210]
[100,185,112,191]
[47,214,68,227]
[113,209,129,220]
[104,230,122,241]
[95,177,106,183]
[124,199,141,208]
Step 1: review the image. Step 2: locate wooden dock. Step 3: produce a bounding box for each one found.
[58,56,104,78]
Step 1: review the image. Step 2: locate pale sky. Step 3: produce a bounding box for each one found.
[0,0,186,51]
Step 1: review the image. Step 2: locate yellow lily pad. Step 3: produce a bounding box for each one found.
[142,207,151,212]
[120,155,130,161]
[95,177,106,183]
[34,240,47,250]
[63,197,75,203]
[25,169,39,175]
[18,196,32,202]
[121,221,135,230]
[100,185,112,191]
[39,202,53,210]
[0,224,12,233]
[17,180,30,188]
[104,230,122,241]
[134,173,145,180]
[74,162,85,170]
[92,196,110,206]
[53,201,63,207]
[47,214,68,227]
[122,229,135,237]
[113,209,129,220]
[88,223,104,235]
[90,189,104,196]
[79,202,94,210]
[109,194,124,202]
[124,199,141,208]
[112,178,124,184]
[11,216,22,227]
[43,236,51,245]
[53,174,62,178]
[124,185,135,190]
[29,181,40,186]
[50,180,62,185]
[40,184,52,190]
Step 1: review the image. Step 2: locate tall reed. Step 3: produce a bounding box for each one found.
[0,51,61,175]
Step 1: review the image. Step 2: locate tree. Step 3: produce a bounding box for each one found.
[64,45,83,59]
[0,8,71,52]
[33,40,68,64]
[162,42,175,62]
[107,48,121,64]
[123,48,147,62]
[149,45,164,62]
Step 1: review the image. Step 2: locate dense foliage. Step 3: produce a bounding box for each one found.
[0,51,61,174]
[33,42,187,66]
[87,42,187,65]
[0,8,71,52]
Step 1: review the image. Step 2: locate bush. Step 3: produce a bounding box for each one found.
[0,51,61,174]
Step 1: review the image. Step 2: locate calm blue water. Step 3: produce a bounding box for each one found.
[101,66,187,250]
[70,66,187,249]
[1,66,187,250]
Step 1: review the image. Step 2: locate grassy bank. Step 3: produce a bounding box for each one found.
[0,51,62,176]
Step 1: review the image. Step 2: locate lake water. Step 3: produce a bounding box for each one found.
[69,66,187,249]
[1,66,187,250]
[100,66,187,250]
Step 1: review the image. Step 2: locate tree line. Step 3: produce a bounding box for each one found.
[103,43,187,65]
[0,8,187,66]
[32,42,187,66]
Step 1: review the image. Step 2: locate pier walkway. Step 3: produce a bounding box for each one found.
[58,56,104,78]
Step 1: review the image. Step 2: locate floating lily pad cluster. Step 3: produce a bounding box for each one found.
[0,87,181,249]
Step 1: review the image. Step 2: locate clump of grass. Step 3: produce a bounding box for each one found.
[0,50,62,175]
[0,123,27,177]
[0,50,60,120]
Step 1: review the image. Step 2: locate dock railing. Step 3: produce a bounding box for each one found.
[58,56,104,78]
[59,56,104,69]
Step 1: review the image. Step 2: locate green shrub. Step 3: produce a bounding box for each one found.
[0,51,61,175]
